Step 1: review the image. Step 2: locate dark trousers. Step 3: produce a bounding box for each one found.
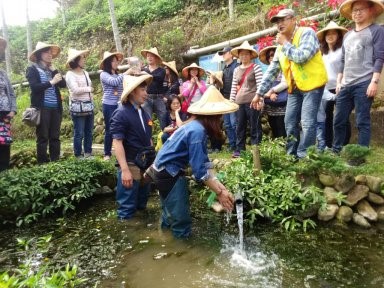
[36,107,62,163]
[268,115,286,139]
[325,100,351,148]
[0,145,10,172]
[236,103,262,151]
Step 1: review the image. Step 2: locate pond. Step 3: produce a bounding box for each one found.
[1,194,384,288]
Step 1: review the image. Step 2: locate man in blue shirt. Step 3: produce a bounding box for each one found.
[110,71,154,220]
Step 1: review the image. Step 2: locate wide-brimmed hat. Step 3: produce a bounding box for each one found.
[230,41,258,59]
[182,63,205,78]
[316,21,348,41]
[163,60,178,76]
[99,51,124,70]
[0,37,7,49]
[29,42,61,62]
[259,46,277,65]
[339,0,384,20]
[66,48,89,67]
[121,71,153,103]
[187,86,239,115]
[140,47,163,62]
[207,71,223,88]
[270,8,295,23]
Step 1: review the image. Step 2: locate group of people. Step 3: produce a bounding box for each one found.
[1,0,383,238]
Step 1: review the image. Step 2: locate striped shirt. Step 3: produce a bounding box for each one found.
[100,71,123,106]
[66,70,93,102]
[36,66,58,108]
[230,64,263,104]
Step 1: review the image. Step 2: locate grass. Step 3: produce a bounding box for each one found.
[353,146,384,178]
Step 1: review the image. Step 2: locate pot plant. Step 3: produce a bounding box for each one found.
[341,144,370,166]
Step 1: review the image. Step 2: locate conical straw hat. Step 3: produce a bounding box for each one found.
[258,46,277,65]
[316,21,348,41]
[182,63,205,78]
[29,42,61,62]
[207,70,223,88]
[121,71,153,103]
[99,51,124,70]
[339,0,384,20]
[163,60,179,75]
[140,47,163,62]
[66,48,89,67]
[231,41,258,59]
[187,86,239,115]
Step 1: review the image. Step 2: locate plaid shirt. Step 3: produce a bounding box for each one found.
[257,27,320,96]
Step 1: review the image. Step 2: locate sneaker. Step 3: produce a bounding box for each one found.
[232,151,240,158]
[103,155,111,161]
[84,153,94,159]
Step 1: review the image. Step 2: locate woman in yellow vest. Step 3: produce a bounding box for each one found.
[251,9,327,158]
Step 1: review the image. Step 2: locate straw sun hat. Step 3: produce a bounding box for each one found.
[230,41,258,59]
[187,86,239,115]
[99,51,124,70]
[339,0,384,20]
[140,47,163,62]
[316,21,348,42]
[66,48,89,67]
[182,63,205,78]
[258,46,277,65]
[120,71,153,103]
[29,42,61,62]
[163,60,179,75]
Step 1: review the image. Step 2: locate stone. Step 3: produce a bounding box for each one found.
[336,206,353,222]
[356,200,378,222]
[335,174,355,194]
[353,213,371,228]
[94,125,105,134]
[319,174,336,187]
[323,187,339,204]
[212,159,220,167]
[95,135,104,144]
[318,204,339,221]
[367,192,384,205]
[94,186,114,195]
[376,206,384,222]
[96,116,104,125]
[355,175,367,185]
[345,185,369,206]
[366,176,383,193]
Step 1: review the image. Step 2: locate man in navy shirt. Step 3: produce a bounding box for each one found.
[110,71,154,220]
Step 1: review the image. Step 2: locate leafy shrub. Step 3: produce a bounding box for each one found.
[341,144,370,166]
[0,158,115,226]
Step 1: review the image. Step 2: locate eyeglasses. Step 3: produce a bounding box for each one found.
[275,17,293,24]
[351,7,370,14]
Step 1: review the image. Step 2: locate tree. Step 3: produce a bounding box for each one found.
[229,0,234,22]
[0,0,11,75]
[107,0,123,52]
[26,0,32,60]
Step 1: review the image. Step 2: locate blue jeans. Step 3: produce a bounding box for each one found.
[223,112,237,149]
[316,121,326,151]
[72,113,94,156]
[160,177,192,238]
[102,104,118,156]
[236,103,262,151]
[116,170,150,219]
[142,95,167,130]
[285,87,324,158]
[333,80,372,152]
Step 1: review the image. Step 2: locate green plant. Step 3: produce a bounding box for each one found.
[341,144,371,166]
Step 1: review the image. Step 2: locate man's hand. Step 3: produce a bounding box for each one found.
[121,168,133,188]
[276,33,289,45]
[366,82,378,98]
[250,94,264,110]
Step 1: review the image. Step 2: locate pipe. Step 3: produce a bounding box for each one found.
[182,10,339,60]
[234,193,243,205]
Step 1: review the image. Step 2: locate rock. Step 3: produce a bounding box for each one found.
[94,186,114,195]
[94,125,105,134]
[211,202,224,213]
[323,187,339,204]
[153,252,169,260]
[335,174,355,194]
[357,200,378,221]
[212,159,220,167]
[355,175,367,185]
[95,135,104,144]
[367,192,384,205]
[376,206,384,222]
[366,176,383,193]
[319,174,336,187]
[96,117,104,125]
[336,206,353,222]
[318,204,339,221]
[353,213,371,228]
[345,185,369,206]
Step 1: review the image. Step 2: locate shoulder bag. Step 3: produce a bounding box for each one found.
[181,84,198,113]
[70,71,94,116]
[236,64,254,93]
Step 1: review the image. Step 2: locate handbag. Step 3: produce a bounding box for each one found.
[264,80,288,107]
[236,64,254,93]
[22,107,41,127]
[0,118,12,145]
[134,146,156,170]
[70,72,94,116]
[181,85,198,113]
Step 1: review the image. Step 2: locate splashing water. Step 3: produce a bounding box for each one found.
[236,201,244,251]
